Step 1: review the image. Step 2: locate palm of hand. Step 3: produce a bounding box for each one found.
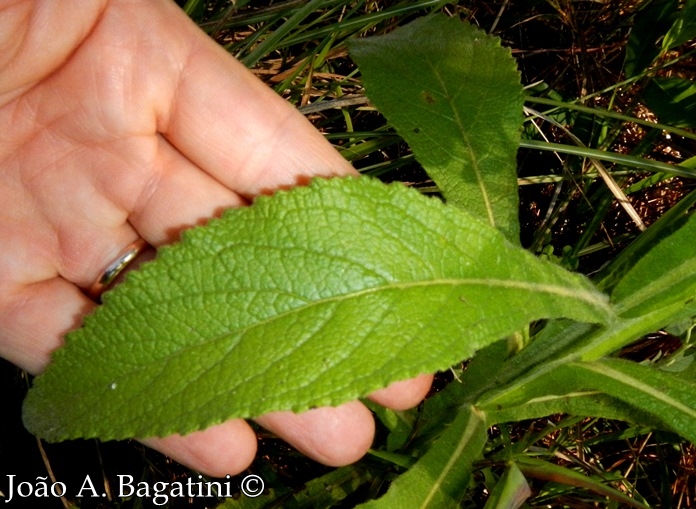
[0,0,430,477]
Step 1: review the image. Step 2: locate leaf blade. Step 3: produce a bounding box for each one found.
[349,14,524,242]
[23,177,611,441]
[663,0,696,50]
[357,405,488,509]
[567,359,696,443]
[624,0,679,77]
[612,212,696,317]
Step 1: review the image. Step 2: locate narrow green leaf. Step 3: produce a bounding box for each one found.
[663,0,696,50]
[365,402,417,452]
[612,212,696,317]
[350,14,524,242]
[239,0,328,68]
[515,457,649,509]
[357,406,487,509]
[526,95,696,142]
[279,0,451,47]
[482,320,596,392]
[519,139,696,178]
[595,188,696,294]
[624,0,679,77]
[482,462,531,509]
[643,77,696,129]
[564,359,696,444]
[23,177,611,441]
[479,306,696,412]
[487,388,661,431]
[218,465,373,509]
[283,466,374,508]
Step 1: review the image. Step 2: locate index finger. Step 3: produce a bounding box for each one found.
[153,1,357,196]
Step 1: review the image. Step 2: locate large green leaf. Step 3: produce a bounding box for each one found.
[23,177,611,441]
[350,15,524,242]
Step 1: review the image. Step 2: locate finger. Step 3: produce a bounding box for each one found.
[142,419,258,478]
[126,136,247,246]
[0,153,144,291]
[153,1,356,197]
[368,374,433,411]
[0,278,94,375]
[0,2,106,102]
[0,276,258,478]
[256,401,375,467]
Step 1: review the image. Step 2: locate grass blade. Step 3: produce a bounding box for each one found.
[351,14,524,242]
[520,139,696,178]
[240,0,329,68]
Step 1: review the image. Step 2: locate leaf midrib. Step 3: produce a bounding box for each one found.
[102,277,610,387]
[615,254,696,313]
[428,61,496,227]
[573,361,696,420]
[420,407,485,508]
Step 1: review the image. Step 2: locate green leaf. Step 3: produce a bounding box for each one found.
[612,212,696,317]
[595,188,696,294]
[643,77,696,129]
[479,308,696,411]
[488,389,661,430]
[357,405,487,509]
[23,177,612,441]
[514,457,650,509]
[482,462,531,509]
[624,0,679,77]
[663,0,696,50]
[486,357,696,446]
[350,15,524,242]
[275,466,375,508]
[563,359,696,444]
[365,402,418,452]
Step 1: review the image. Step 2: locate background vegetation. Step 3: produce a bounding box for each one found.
[2,0,695,507]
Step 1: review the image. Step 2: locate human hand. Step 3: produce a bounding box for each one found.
[0,0,432,476]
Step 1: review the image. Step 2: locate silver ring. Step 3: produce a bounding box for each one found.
[88,239,149,300]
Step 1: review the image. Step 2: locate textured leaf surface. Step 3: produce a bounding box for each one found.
[564,359,696,444]
[24,177,611,441]
[612,212,696,317]
[350,15,524,242]
[356,406,487,509]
